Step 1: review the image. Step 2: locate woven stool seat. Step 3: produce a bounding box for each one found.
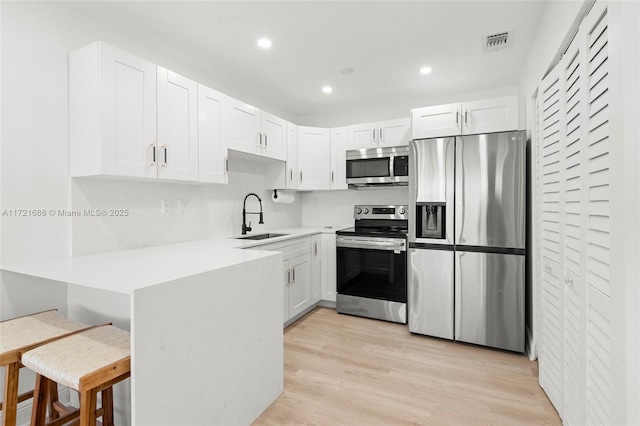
[0,310,88,366]
[0,310,89,426]
[22,325,130,391]
[23,325,131,426]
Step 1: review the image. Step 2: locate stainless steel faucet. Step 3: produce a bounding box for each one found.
[242,192,264,234]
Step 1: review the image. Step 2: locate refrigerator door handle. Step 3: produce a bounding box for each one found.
[454,251,463,339]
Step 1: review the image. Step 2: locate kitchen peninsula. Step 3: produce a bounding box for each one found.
[2,237,291,425]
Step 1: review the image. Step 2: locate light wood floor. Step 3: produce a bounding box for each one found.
[254,307,561,426]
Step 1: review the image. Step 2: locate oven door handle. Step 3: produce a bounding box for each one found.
[337,239,406,251]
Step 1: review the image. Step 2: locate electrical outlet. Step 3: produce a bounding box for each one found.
[177,200,186,215]
[161,200,170,215]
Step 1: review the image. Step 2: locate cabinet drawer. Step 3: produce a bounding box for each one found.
[250,237,311,261]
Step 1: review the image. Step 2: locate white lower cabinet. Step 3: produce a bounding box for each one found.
[286,253,312,319]
[321,233,337,302]
[250,237,314,323]
[311,235,322,303]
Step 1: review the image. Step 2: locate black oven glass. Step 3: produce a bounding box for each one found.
[394,155,409,177]
[336,246,407,303]
[346,158,391,179]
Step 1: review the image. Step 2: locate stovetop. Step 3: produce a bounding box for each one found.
[337,204,409,239]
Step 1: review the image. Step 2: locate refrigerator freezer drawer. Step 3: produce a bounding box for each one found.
[455,250,525,352]
[408,248,454,339]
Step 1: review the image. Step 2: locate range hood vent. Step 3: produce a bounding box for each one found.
[485,31,512,51]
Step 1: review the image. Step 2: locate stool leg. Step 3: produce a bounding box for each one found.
[100,387,114,426]
[2,363,19,426]
[79,389,97,426]
[30,374,49,426]
[47,380,60,420]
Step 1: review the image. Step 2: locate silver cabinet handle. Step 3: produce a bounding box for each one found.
[544,264,551,272]
[264,134,268,147]
[331,171,334,183]
[299,171,303,182]
[289,168,293,182]
[292,267,295,284]
[161,145,168,167]
[456,111,459,126]
[465,110,469,125]
[150,143,156,166]
[380,128,383,142]
[314,241,318,256]
[257,133,262,147]
[287,269,291,285]
[225,157,229,174]
[565,277,574,285]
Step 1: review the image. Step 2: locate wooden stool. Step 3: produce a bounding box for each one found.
[21,325,130,426]
[0,310,90,426]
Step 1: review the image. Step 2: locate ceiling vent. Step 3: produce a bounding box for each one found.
[484,31,512,51]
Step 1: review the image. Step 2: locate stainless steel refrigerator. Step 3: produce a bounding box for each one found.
[408,132,525,352]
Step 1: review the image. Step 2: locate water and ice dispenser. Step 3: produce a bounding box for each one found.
[415,203,446,239]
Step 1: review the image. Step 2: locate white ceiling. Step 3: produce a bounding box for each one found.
[62,1,548,117]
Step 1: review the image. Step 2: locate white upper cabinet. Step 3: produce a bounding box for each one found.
[461,96,519,135]
[70,42,157,178]
[286,122,299,189]
[347,118,411,149]
[197,84,228,184]
[378,118,411,147]
[157,67,199,181]
[225,97,286,161]
[411,95,520,139]
[411,103,461,140]
[330,127,348,190]
[347,122,378,149]
[70,42,198,182]
[260,111,287,160]
[298,126,331,190]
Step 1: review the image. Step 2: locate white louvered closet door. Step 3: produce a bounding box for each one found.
[538,64,564,415]
[536,1,615,424]
[584,2,613,424]
[561,24,587,426]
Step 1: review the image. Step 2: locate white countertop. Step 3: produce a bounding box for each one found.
[1,227,337,294]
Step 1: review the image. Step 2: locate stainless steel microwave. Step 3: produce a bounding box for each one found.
[346,146,409,188]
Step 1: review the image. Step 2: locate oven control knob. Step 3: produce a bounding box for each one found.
[356,207,363,214]
[399,207,406,215]
[364,208,370,214]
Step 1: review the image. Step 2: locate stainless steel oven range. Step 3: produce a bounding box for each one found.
[336,205,408,324]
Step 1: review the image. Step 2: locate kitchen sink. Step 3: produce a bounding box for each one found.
[236,233,288,241]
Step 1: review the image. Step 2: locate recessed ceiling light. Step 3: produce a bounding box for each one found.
[420,66,433,75]
[257,38,272,49]
[322,86,333,94]
[340,68,356,75]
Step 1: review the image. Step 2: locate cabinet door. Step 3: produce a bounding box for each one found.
[411,103,461,139]
[461,95,519,135]
[224,97,261,155]
[321,233,337,302]
[286,122,298,189]
[157,67,198,181]
[298,126,331,190]
[347,122,378,149]
[378,118,411,147]
[260,111,287,161]
[197,84,227,184]
[288,253,312,318]
[311,235,322,304]
[330,127,348,190]
[92,43,157,178]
